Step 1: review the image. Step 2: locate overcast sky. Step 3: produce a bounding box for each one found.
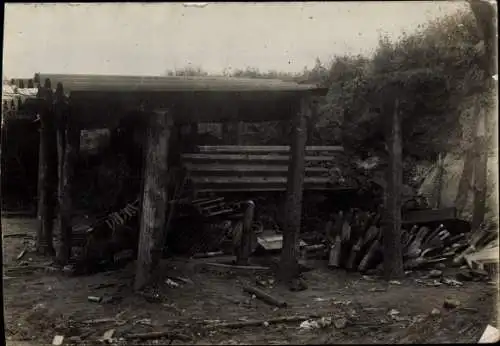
[3,2,467,79]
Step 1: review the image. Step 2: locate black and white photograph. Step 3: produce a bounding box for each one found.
[1,1,498,345]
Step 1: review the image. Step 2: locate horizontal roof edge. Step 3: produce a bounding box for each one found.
[34,73,328,94]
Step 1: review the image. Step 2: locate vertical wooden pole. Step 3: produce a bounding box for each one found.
[234,122,243,145]
[222,122,230,144]
[279,98,308,282]
[55,83,78,265]
[383,98,404,280]
[134,110,173,291]
[472,108,488,231]
[236,200,255,266]
[433,153,445,209]
[36,79,57,256]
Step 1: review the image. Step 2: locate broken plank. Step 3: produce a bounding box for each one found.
[125,331,190,341]
[201,263,271,271]
[16,248,28,260]
[242,285,287,308]
[205,315,319,329]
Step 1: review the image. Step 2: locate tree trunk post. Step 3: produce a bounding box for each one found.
[279,98,308,282]
[36,79,57,256]
[55,83,79,265]
[234,122,243,145]
[468,0,495,231]
[471,107,488,231]
[236,200,256,266]
[134,109,173,291]
[433,153,445,209]
[383,98,404,280]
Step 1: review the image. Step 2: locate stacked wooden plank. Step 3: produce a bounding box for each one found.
[181,145,350,194]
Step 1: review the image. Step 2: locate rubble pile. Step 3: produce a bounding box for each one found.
[166,196,247,255]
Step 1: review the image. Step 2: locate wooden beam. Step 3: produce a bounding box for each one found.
[55,83,79,264]
[472,107,488,231]
[383,98,404,280]
[235,201,255,266]
[134,109,173,291]
[278,98,308,282]
[35,80,57,256]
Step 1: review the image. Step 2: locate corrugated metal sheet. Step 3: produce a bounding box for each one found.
[183,145,351,193]
[35,73,327,93]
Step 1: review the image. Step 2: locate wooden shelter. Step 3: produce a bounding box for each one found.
[32,72,328,289]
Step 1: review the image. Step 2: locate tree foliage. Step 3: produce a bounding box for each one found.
[164,6,493,167]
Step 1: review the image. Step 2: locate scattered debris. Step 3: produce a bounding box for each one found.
[165,278,181,288]
[289,277,308,292]
[442,278,463,287]
[125,331,191,341]
[456,271,473,281]
[16,248,27,260]
[88,296,103,303]
[204,315,318,329]
[242,285,287,308]
[333,317,348,329]
[52,335,64,346]
[82,318,121,325]
[389,280,402,285]
[134,318,153,326]
[431,308,441,316]
[170,276,194,285]
[428,269,443,278]
[99,329,115,343]
[435,263,446,270]
[369,287,387,292]
[318,317,333,328]
[443,298,461,309]
[387,309,400,318]
[192,251,225,259]
[93,283,117,289]
[299,319,320,330]
[478,324,500,343]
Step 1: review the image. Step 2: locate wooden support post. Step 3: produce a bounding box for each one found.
[134,109,173,291]
[55,83,78,265]
[383,98,404,280]
[306,99,318,145]
[433,153,445,209]
[190,123,198,137]
[278,99,308,282]
[35,79,57,256]
[471,108,488,231]
[236,200,256,266]
[235,122,243,145]
[222,122,230,144]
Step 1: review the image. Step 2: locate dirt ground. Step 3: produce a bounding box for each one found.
[2,217,499,345]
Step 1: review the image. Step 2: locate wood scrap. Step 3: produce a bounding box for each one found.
[2,233,34,238]
[328,236,342,268]
[204,315,320,329]
[16,248,28,260]
[191,251,224,258]
[242,285,287,308]
[125,331,191,341]
[201,262,271,272]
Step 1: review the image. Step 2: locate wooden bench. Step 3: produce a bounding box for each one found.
[181,145,348,194]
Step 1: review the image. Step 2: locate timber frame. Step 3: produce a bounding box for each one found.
[32,73,328,289]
